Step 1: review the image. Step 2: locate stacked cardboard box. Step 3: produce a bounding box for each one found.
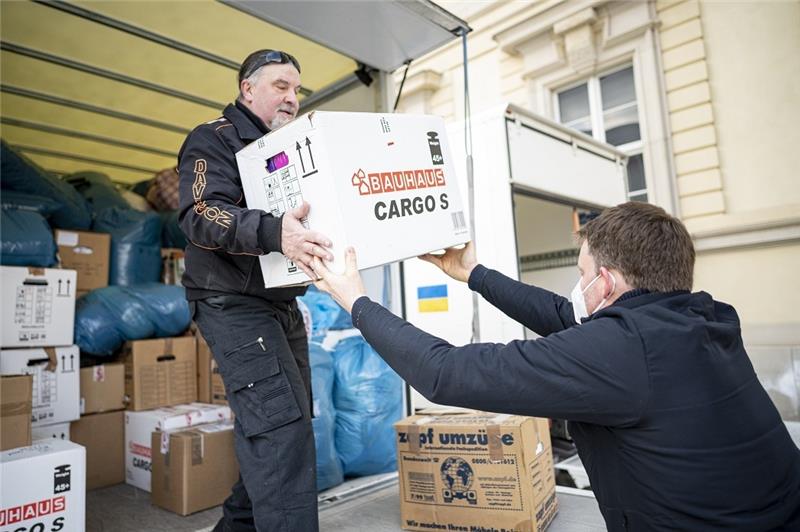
[151,421,239,515]
[196,332,228,406]
[394,410,558,532]
[122,336,198,411]
[124,403,232,492]
[54,230,111,297]
[0,346,81,429]
[69,362,127,489]
[0,375,33,451]
[0,439,86,532]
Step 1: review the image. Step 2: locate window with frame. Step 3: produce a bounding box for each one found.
[555,65,647,202]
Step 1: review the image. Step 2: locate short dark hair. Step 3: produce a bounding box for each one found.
[576,202,695,292]
[238,49,301,85]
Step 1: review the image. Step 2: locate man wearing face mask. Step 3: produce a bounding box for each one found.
[178,50,332,531]
[312,202,800,531]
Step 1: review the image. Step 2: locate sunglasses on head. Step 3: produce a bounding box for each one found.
[241,50,301,80]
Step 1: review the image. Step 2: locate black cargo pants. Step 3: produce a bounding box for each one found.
[191,294,318,532]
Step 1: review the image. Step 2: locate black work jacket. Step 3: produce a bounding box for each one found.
[352,265,800,531]
[177,102,305,301]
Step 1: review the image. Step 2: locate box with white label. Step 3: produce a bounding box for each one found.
[236,111,470,288]
[1,266,77,348]
[0,346,80,427]
[124,403,232,491]
[0,439,86,532]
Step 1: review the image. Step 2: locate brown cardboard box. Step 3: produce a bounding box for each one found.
[81,363,126,414]
[196,334,212,403]
[394,411,558,532]
[161,248,185,286]
[197,333,228,406]
[123,337,197,411]
[151,421,238,515]
[0,374,33,450]
[211,367,227,406]
[55,230,111,292]
[71,411,125,489]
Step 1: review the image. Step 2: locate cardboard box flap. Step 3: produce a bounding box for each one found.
[1,375,33,418]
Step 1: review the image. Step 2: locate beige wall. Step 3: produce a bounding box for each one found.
[700,0,800,220]
[694,242,800,325]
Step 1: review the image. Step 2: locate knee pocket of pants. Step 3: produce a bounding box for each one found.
[224,339,302,438]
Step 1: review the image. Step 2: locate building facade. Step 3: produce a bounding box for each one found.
[396,0,800,420]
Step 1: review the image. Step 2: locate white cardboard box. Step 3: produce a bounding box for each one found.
[124,403,232,492]
[0,346,80,428]
[32,422,71,442]
[1,266,77,348]
[0,439,86,532]
[236,111,470,288]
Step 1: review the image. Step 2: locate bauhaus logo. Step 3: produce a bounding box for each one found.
[351,168,446,196]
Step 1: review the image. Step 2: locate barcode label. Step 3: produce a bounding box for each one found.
[451,211,466,231]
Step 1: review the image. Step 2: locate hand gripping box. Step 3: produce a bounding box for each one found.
[236,111,470,288]
[394,411,558,532]
[0,439,86,532]
[0,346,80,428]
[124,403,232,492]
[1,266,77,348]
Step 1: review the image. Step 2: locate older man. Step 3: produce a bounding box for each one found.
[313,202,800,531]
[178,50,331,532]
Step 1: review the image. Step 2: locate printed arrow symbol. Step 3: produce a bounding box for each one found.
[305,137,315,169]
[296,141,306,173]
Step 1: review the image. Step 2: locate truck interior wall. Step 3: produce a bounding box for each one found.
[512,194,581,339]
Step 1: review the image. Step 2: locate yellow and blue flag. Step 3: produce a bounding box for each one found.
[417,284,448,313]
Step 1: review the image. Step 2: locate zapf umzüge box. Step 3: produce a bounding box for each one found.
[0,439,86,532]
[394,411,558,532]
[236,112,470,288]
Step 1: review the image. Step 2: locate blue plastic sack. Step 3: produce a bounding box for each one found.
[0,208,57,267]
[93,207,162,285]
[64,171,130,216]
[0,140,91,229]
[310,341,344,491]
[299,286,352,337]
[0,191,61,216]
[159,210,187,248]
[74,283,191,356]
[332,334,403,476]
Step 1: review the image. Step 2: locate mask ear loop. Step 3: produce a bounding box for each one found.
[591,272,617,314]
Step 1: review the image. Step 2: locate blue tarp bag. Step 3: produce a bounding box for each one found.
[74,283,191,356]
[310,341,344,491]
[298,286,352,336]
[0,191,61,216]
[0,140,91,229]
[159,210,187,248]
[0,207,57,267]
[93,207,162,285]
[64,171,131,217]
[332,334,403,476]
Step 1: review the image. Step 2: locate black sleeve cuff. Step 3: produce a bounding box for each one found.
[467,264,489,292]
[351,295,373,328]
[257,213,283,254]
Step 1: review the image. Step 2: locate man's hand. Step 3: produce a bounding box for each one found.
[419,241,477,283]
[311,247,366,314]
[281,201,333,279]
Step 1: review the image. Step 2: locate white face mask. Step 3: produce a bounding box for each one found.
[570,272,616,323]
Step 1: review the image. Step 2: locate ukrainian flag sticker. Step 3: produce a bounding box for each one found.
[417,284,448,313]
